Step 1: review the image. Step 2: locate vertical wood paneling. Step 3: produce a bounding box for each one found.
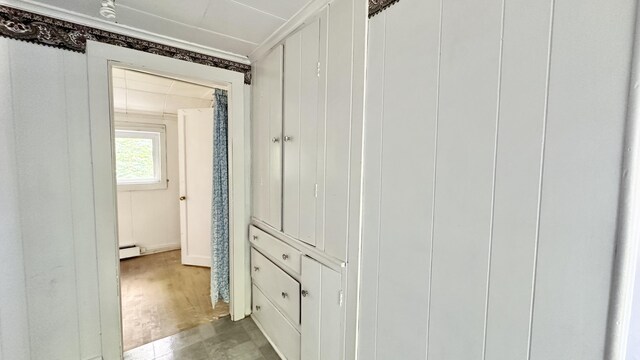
[283,31,302,238]
[324,0,353,261]
[357,12,386,360]
[63,51,103,359]
[427,0,503,358]
[483,0,553,358]
[9,42,81,360]
[0,38,31,360]
[529,0,635,358]
[376,0,442,359]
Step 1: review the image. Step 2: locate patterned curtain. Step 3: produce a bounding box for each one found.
[211,88,230,305]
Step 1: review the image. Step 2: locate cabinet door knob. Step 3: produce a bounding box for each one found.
[281,292,288,299]
[254,266,260,272]
[255,305,261,311]
[179,196,186,201]
[301,290,309,297]
[272,137,280,143]
[284,135,293,142]
[252,235,258,240]
[282,254,289,260]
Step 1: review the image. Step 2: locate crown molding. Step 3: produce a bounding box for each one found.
[1,0,250,65]
[248,0,329,63]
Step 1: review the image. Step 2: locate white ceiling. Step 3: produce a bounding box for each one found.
[112,68,214,115]
[30,0,312,56]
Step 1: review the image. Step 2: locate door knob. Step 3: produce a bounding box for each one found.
[255,305,261,311]
[281,292,288,299]
[252,235,258,240]
[301,290,309,297]
[179,196,186,201]
[272,137,280,143]
[282,254,289,260]
[284,135,293,142]
[254,266,260,272]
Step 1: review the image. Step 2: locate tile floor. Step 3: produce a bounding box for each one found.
[123,316,279,360]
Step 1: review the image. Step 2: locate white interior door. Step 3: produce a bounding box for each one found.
[178,108,214,267]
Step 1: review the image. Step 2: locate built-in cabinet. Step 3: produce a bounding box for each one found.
[252,8,351,260]
[251,2,354,359]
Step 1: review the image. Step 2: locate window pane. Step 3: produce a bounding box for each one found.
[115,136,156,183]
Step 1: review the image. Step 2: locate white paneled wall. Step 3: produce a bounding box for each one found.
[359,1,635,360]
[0,38,31,360]
[0,39,102,360]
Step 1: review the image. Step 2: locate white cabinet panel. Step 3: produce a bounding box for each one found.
[323,0,352,262]
[252,45,283,230]
[301,256,343,360]
[283,16,323,247]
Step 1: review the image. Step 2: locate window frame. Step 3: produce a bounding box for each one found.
[114,122,168,191]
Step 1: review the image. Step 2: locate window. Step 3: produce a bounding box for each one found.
[115,123,167,190]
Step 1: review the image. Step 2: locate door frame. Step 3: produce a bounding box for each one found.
[87,41,250,359]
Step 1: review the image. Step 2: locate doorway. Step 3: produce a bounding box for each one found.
[110,67,231,353]
[87,41,250,359]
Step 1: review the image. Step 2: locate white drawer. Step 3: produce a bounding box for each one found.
[252,284,301,360]
[251,248,300,324]
[250,225,301,275]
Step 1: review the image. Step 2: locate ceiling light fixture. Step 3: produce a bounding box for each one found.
[99,0,116,21]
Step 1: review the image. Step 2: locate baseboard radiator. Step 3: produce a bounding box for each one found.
[119,245,141,259]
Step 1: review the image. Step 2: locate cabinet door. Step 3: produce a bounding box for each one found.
[301,256,343,360]
[252,45,283,230]
[283,17,323,246]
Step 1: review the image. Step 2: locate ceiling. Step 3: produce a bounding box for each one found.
[112,68,214,115]
[29,0,312,56]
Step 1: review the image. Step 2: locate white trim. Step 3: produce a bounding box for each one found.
[2,0,250,64]
[605,2,640,358]
[248,0,329,62]
[139,243,181,255]
[87,41,249,360]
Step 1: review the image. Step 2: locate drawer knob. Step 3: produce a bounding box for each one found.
[254,266,260,272]
[255,305,261,311]
[301,290,309,297]
[281,292,288,299]
[252,235,258,240]
[282,254,289,260]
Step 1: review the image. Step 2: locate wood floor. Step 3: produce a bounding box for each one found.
[120,250,229,351]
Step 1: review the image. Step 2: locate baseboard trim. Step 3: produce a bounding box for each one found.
[140,243,180,255]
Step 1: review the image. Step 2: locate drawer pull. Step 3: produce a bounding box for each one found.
[282,254,289,260]
[255,305,261,311]
[281,292,288,299]
[301,290,309,297]
[254,266,260,272]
